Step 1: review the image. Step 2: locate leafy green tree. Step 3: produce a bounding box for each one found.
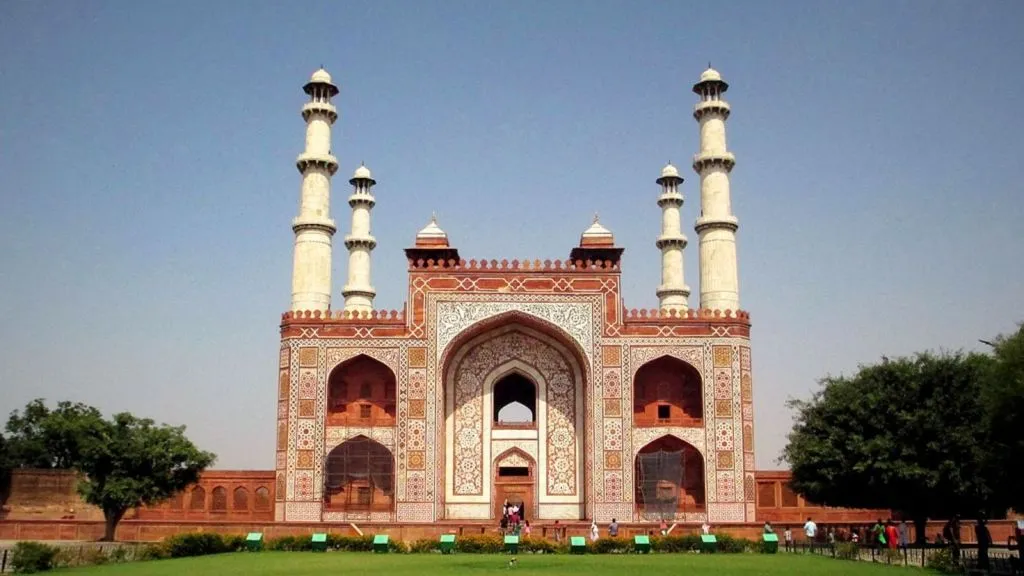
[76,412,215,541]
[982,325,1024,512]
[4,399,105,468]
[0,433,11,500]
[782,352,1001,543]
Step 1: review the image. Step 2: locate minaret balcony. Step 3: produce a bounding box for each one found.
[656,285,692,300]
[301,101,338,122]
[344,235,377,250]
[692,100,731,121]
[347,194,376,208]
[657,192,684,207]
[296,152,339,175]
[292,216,337,235]
[694,215,739,234]
[692,151,736,173]
[655,235,688,250]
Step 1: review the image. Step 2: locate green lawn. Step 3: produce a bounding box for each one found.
[57,552,931,575]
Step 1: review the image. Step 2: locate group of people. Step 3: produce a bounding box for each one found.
[762,517,914,551]
[499,500,531,537]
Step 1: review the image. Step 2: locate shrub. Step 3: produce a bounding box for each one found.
[592,537,632,554]
[10,541,59,574]
[651,534,701,552]
[520,537,559,554]
[137,543,170,561]
[927,548,958,574]
[835,542,859,560]
[163,532,231,558]
[716,534,754,553]
[454,534,504,553]
[408,538,439,553]
[267,535,312,552]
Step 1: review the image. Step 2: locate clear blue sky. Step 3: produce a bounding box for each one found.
[1,0,1022,470]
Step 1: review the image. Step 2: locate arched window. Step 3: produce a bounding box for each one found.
[255,487,271,511]
[327,356,397,426]
[169,491,184,510]
[211,486,228,512]
[633,356,703,426]
[189,486,206,511]
[634,436,705,521]
[233,487,249,511]
[324,436,395,514]
[493,373,537,426]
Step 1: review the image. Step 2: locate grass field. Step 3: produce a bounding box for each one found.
[55,552,930,575]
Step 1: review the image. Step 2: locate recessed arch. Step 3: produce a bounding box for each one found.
[440,319,588,515]
[327,354,396,426]
[634,435,705,521]
[633,355,703,426]
[232,486,249,511]
[493,371,537,426]
[324,435,395,514]
[439,310,591,381]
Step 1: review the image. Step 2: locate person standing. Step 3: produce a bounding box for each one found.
[885,521,899,550]
[609,518,619,538]
[975,518,992,571]
[784,526,794,552]
[763,521,775,535]
[898,520,909,550]
[590,520,599,542]
[803,517,818,552]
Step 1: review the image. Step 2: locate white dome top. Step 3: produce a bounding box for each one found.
[700,67,722,82]
[310,68,332,84]
[417,213,447,239]
[581,214,613,239]
[661,163,680,178]
[352,164,372,179]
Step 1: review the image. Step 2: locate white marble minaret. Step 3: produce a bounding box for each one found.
[692,67,740,312]
[290,68,339,312]
[655,163,690,313]
[342,164,377,313]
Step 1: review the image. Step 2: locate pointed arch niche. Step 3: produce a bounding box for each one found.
[493,371,537,428]
[327,355,396,426]
[634,435,705,520]
[633,355,703,427]
[323,435,395,513]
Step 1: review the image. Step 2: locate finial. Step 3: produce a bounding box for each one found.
[431,211,437,224]
[708,61,712,69]
[593,212,600,224]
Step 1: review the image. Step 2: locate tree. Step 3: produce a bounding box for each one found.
[4,399,105,469]
[76,413,215,541]
[982,324,1024,512]
[782,352,1001,543]
[0,433,11,500]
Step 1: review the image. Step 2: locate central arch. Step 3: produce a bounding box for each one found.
[440,314,588,521]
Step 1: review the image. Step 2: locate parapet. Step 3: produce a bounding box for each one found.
[407,258,620,272]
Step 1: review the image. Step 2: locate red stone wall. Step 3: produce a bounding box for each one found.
[1,469,275,523]
[753,470,888,523]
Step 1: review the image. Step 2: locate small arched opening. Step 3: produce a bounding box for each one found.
[634,436,705,521]
[327,355,397,426]
[493,372,537,427]
[633,356,703,426]
[324,436,395,513]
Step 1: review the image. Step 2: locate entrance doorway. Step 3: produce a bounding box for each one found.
[493,451,536,521]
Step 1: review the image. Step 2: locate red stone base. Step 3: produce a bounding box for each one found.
[0,519,1016,544]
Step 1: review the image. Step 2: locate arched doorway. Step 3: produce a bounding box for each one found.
[633,356,703,427]
[327,355,396,426]
[634,435,705,521]
[440,316,588,520]
[492,449,536,521]
[493,372,537,427]
[324,436,395,514]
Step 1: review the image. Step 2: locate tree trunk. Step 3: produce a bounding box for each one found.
[913,516,928,545]
[101,508,126,542]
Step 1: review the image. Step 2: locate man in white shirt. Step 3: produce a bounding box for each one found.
[803,517,818,552]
